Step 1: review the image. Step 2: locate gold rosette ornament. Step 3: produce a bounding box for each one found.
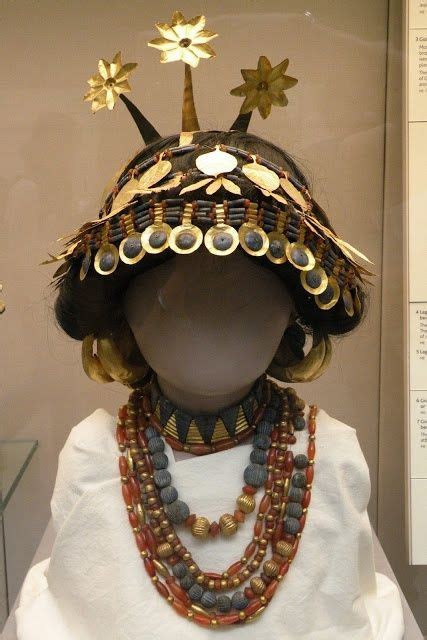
[231,55,298,119]
[83,52,138,112]
[148,11,218,132]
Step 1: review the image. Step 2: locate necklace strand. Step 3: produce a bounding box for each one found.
[117,377,318,627]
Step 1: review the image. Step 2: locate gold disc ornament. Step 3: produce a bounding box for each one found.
[118,232,146,265]
[94,242,120,275]
[141,223,173,254]
[300,264,328,295]
[168,224,203,254]
[204,223,239,256]
[285,242,315,271]
[266,231,289,264]
[315,275,340,310]
[238,222,269,257]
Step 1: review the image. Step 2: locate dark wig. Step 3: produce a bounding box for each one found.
[55,130,368,342]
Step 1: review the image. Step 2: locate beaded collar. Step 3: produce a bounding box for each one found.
[146,373,268,454]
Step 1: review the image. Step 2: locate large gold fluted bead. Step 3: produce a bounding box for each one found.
[250,577,266,595]
[236,493,256,514]
[191,516,211,539]
[157,542,173,558]
[263,560,279,577]
[275,540,293,557]
[219,513,238,537]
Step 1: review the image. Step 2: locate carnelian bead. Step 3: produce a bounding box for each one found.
[193,614,211,626]
[308,421,316,435]
[116,426,126,446]
[189,444,209,455]
[165,436,184,451]
[119,456,128,476]
[137,432,147,448]
[218,614,240,625]
[121,483,132,506]
[144,455,153,474]
[243,485,257,495]
[254,521,263,536]
[118,406,127,420]
[299,514,306,531]
[306,466,314,483]
[265,579,279,599]
[214,579,221,590]
[287,435,297,444]
[155,581,169,598]
[172,599,188,617]
[129,477,141,503]
[291,539,300,559]
[135,532,147,552]
[168,581,190,605]
[129,511,139,528]
[234,510,245,523]
[245,598,262,616]
[143,557,155,577]
[137,413,147,430]
[149,412,161,429]
[244,542,256,558]
[273,521,284,546]
[228,561,242,576]
[216,440,233,452]
[284,533,295,543]
[284,451,294,472]
[308,441,316,459]
[144,528,157,555]
[244,587,255,599]
[185,514,197,527]
[302,490,311,508]
[259,495,271,513]
[267,450,276,465]
[210,522,220,537]
[279,562,289,577]
[205,572,221,579]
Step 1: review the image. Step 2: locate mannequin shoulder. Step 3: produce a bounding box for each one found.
[313,406,371,505]
[51,408,118,527]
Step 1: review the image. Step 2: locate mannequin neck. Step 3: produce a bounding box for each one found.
[155,373,256,414]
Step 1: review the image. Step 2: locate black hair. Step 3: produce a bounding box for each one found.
[54,130,368,341]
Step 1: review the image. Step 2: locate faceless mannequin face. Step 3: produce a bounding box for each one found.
[124,245,294,414]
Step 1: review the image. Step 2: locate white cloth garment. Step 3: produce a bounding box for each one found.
[16,405,404,640]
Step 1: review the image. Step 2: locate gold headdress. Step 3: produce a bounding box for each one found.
[44,10,374,317]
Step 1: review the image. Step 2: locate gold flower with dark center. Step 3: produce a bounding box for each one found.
[230,55,298,119]
[83,51,137,112]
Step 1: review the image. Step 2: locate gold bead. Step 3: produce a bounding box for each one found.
[208,579,215,589]
[222,572,229,579]
[260,595,267,605]
[243,569,250,578]
[153,559,169,578]
[191,516,211,539]
[167,595,174,604]
[250,577,266,594]
[232,577,240,587]
[151,576,158,584]
[241,556,247,564]
[197,575,205,585]
[157,542,173,558]
[166,533,175,543]
[259,538,268,547]
[188,564,198,573]
[239,611,246,620]
[126,505,133,512]
[183,552,191,560]
[275,541,293,557]
[219,513,238,536]
[210,619,218,627]
[236,493,256,514]
[263,560,279,577]
[220,579,228,588]
[140,550,148,558]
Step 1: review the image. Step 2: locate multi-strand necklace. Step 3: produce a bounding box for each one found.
[116,372,318,628]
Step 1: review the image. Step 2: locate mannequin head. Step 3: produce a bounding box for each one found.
[124,245,294,412]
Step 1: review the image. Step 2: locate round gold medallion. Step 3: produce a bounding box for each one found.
[315,276,340,310]
[204,223,239,256]
[118,232,145,265]
[141,223,172,254]
[285,242,315,271]
[266,231,289,264]
[300,264,328,295]
[94,242,120,275]
[168,224,203,255]
[238,222,269,257]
